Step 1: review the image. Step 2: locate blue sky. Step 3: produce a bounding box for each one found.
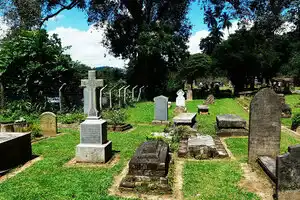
[45,1,207,34]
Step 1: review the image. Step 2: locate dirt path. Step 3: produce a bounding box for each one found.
[239,163,274,200]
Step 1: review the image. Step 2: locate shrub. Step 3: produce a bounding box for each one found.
[26,122,43,139]
[292,113,300,130]
[102,109,128,126]
[58,112,86,124]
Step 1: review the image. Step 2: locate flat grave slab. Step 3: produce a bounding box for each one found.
[197,105,209,114]
[217,114,246,128]
[0,132,32,172]
[258,156,277,182]
[173,113,197,127]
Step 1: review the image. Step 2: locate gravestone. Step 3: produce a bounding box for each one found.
[216,114,248,136]
[204,94,214,105]
[40,112,57,137]
[120,140,171,192]
[76,70,112,163]
[152,95,168,124]
[176,89,185,107]
[248,88,281,165]
[0,132,32,172]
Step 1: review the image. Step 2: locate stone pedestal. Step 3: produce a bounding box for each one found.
[76,119,112,163]
[216,114,248,137]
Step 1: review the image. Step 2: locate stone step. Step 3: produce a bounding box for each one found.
[213,137,229,158]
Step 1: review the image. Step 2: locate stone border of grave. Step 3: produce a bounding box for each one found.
[107,123,133,132]
[0,121,28,132]
[64,153,120,168]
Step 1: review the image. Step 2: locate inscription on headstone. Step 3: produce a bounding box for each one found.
[40,112,57,137]
[154,95,168,121]
[248,88,281,164]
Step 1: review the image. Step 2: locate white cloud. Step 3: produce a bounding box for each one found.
[188,21,242,54]
[49,14,65,22]
[48,25,126,68]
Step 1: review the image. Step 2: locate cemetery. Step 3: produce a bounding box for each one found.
[1,1,300,200]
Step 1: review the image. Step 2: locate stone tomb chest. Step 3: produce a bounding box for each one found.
[216,114,248,136]
[0,132,32,172]
[120,140,171,192]
[173,113,197,128]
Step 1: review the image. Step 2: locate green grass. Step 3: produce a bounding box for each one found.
[225,131,300,163]
[0,126,163,200]
[183,161,259,200]
[186,98,248,135]
[281,94,300,127]
[125,102,175,124]
[2,98,300,200]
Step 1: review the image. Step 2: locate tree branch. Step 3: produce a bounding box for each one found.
[39,0,80,27]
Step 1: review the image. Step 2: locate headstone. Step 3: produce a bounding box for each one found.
[248,88,281,165]
[204,94,214,105]
[76,70,112,163]
[0,132,32,172]
[188,135,217,159]
[216,114,248,137]
[153,95,168,122]
[120,140,171,192]
[176,89,185,107]
[40,112,57,137]
[277,145,300,199]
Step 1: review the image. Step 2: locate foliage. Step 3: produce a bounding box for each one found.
[291,113,300,130]
[58,112,86,124]
[0,29,90,108]
[102,109,128,126]
[88,0,192,98]
[27,122,42,139]
[180,53,212,85]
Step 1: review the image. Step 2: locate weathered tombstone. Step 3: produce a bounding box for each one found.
[204,94,214,105]
[176,89,185,107]
[40,112,57,137]
[76,70,112,163]
[248,88,281,165]
[120,140,171,193]
[197,105,209,114]
[152,95,168,124]
[173,113,197,128]
[0,132,32,172]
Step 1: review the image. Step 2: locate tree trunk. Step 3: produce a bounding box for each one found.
[0,81,4,109]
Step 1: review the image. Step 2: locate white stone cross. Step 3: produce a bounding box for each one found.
[81,70,104,119]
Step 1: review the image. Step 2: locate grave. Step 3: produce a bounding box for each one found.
[0,132,32,173]
[216,114,248,137]
[152,95,169,125]
[197,105,209,114]
[204,94,214,105]
[248,88,281,165]
[178,135,228,159]
[40,112,57,137]
[119,140,171,193]
[76,70,112,163]
[258,145,300,199]
[173,113,197,128]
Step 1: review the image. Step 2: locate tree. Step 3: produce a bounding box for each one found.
[87,0,192,98]
[220,12,232,35]
[0,29,89,104]
[179,53,212,87]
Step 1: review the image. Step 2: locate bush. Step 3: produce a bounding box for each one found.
[102,109,128,126]
[58,112,86,124]
[24,122,43,139]
[292,113,300,130]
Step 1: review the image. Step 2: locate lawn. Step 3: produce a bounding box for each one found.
[1,98,300,200]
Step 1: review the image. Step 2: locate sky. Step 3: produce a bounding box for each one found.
[0,2,240,68]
